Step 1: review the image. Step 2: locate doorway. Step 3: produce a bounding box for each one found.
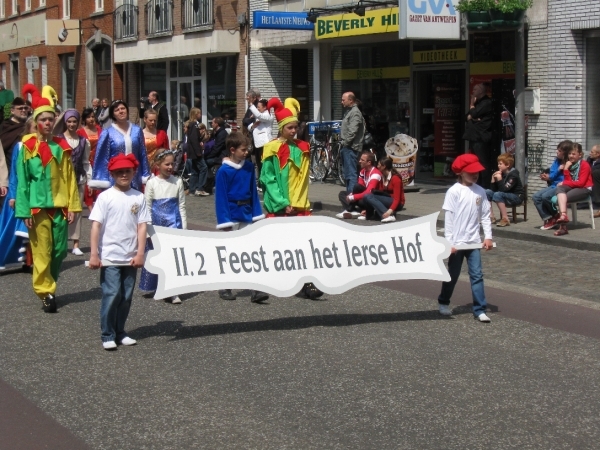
[169,79,201,140]
[413,69,465,179]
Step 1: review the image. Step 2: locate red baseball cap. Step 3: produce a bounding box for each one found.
[108,153,139,171]
[451,153,486,174]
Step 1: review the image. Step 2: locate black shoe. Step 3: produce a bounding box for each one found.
[42,294,57,313]
[250,290,269,303]
[302,283,324,300]
[219,289,236,301]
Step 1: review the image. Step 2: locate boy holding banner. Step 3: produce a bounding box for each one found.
[437,154,493,323]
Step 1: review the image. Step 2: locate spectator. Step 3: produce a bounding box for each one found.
[186,107,209,197]
[0,97,30,172]
[0,81,15,125]
[554,143,593,236]
[146,91,169,132]
[533,140,571,230]
[363,157,405,223]
[242,89,261,138]
[587,144,600,217]
[336,151,382,220]
[485,153,525,227]
[204,117,227,169]
[91,98,100,119]
[463,83,494,189]
[97,98,110,129]
[340,92,365,192]
[78,108,102,210]
[142,109,169,167]
[248,98,273,187]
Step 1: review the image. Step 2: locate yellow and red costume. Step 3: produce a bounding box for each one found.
[15,85,81,304]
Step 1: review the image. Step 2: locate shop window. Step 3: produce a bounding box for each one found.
[140,62,167,106]
[207,56,237,123]
[586,36,600,151]
[61,53,75,109]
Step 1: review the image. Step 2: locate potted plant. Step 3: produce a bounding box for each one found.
[490,0,532,29]
[456,0,494,30]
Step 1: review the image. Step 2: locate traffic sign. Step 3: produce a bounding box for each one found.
[25,56,39,70]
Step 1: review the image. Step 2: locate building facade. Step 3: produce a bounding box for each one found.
[0,0,121,112]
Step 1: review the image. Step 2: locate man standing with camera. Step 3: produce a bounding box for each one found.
[141,91,169,133]
[340,92,365,193]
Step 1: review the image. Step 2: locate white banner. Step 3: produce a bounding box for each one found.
[145,214,451,299]
[400,0,461,40]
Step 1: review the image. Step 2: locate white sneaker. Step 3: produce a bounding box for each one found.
[170,296,182,304]
[72,248,84,256]
[336,211,350,219]
[477,313,491,323]
[357,215,366,220]
[349,211,361,217]
[438,304,452,316]
[118,337,137,346]
[103,341,117,350]
[381,216,396,223]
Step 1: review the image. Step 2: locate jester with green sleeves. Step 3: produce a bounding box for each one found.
[260,97,323,300]
[15,84,81,313]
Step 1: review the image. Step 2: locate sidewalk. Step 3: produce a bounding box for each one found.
[308,179,600,252]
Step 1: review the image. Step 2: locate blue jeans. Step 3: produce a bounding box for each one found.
[189,158,208,193]
[341,147,358,192]
[485,189,523,206]
[532,186,557,220]
[438,249,487,317]
[363,193,402,218]
[100,266,137,343]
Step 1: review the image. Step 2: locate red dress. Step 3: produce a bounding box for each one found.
[78,125,102,208]
[144,130,170,173]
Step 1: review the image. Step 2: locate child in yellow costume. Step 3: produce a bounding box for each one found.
[15,84,81,313]
[260,97,323,299]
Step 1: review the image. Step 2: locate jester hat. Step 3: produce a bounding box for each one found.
[267,97,300,130]
[23,84,57,119]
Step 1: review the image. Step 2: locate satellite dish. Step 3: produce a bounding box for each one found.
[58,28,68,43]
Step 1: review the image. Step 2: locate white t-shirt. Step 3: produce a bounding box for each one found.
[442,182,492,246]
[89,187,151,264]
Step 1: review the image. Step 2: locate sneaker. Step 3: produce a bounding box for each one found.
[71,248,84,256]
[496,218,510,227]
[42,294,57,313]
[477,313,491,323]
[170,296,182,304]
[103,341,117,350]
[540,217,557,230]
[381,216,396,223]
[357,215,367,220]
[250,291,269,303]
[439,304,452,316]
[336,210,350,219]
[219,289,236,301]
[118,337,137,346]
[197,190,210,197]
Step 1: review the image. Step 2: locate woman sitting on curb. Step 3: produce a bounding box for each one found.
[553,142,593,236]
[485,153,524,227]
[362,157,405,223]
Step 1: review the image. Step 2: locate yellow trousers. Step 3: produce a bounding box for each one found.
[28,210,68,299]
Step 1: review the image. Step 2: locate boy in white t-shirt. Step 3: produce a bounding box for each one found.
[438,154,494,323]
[89,154,151,350]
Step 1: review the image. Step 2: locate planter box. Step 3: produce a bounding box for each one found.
[489,9,525,29]
[466,11,492,30]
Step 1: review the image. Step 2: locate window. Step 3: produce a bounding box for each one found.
[587,36,600,151]
[0,63,6,86]
[0,0,5,18]
[95,0,103,11]
[40,57,47,86]
[61,53,75,109]
[11,0,17,15]
[40,0,46,6]
[63,0,70,18]
[207,56,238,122]
[25,0,31,11]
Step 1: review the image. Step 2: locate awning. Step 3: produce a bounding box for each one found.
[571,19,600,30]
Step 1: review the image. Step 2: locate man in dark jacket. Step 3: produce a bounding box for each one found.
[186,119,209,197]
[205,117,228,168]
[147,91,169,133]
[463,83,494,188]
[0,97,29,168]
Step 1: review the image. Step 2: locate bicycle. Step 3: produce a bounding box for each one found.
[309,124,344,185]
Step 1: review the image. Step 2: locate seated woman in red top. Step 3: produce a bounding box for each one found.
[362,157,405,223]
[554,142,593,236]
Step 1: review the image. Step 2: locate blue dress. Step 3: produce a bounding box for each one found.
[0,143,28,269]
[89,123,150,191]
[138,176,186,292]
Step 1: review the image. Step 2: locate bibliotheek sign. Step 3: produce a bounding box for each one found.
[145,215,450,299]
[399,0,461,40]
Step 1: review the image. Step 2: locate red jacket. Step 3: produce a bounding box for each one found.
[563,160,593,189]
[349,167,382,201]
[377,172,405,211]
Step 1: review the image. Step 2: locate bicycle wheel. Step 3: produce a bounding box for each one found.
[336,152,345,185]
[310,145,330,182]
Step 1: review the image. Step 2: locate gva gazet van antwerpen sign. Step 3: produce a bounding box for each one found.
[315,7,399,39]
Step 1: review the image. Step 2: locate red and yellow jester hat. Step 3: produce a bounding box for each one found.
[267,97,301,130]
[22,84,57,120]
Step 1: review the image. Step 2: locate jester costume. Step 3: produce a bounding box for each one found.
[15,84,81,312]
[260,97,323,299]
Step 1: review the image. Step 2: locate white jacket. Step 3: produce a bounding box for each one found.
[248,104,273,149]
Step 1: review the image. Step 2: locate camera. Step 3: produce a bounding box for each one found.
[140,96,149,109]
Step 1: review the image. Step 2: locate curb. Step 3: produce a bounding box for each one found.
[311,201,600,252]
